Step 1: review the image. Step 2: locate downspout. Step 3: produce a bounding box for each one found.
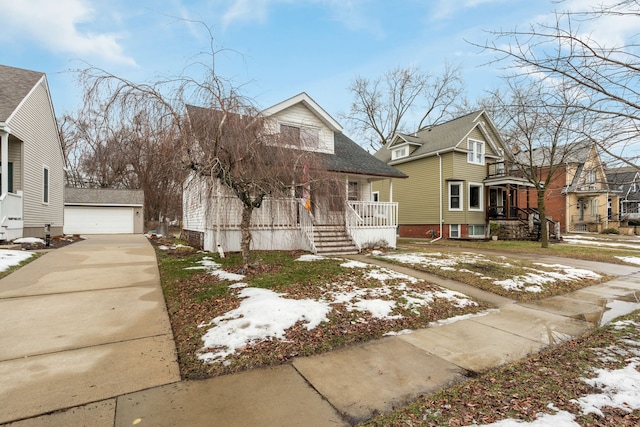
[431,152,443,243]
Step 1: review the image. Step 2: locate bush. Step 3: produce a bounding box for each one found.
[601,228,620,234]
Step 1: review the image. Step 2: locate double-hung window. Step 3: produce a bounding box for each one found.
[449,182,462,211]
[450,224,460,238]
[467,139,484,165]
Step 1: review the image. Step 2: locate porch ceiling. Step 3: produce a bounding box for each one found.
[483,176,533,187]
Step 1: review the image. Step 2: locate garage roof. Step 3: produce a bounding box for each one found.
[65,187,144,206]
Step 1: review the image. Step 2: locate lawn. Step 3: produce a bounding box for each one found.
[362,309,640,426]
[405,237,640,266]
[374,250,611,301]
[154,241,489,379]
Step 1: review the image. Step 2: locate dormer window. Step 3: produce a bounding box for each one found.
[392,146,408,160]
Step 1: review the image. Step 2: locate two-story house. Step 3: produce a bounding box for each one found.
[606,166,640,223]
[373,110,532,239]
[0,64,65,240]
[520,142,617,233]
[182,92,407,254]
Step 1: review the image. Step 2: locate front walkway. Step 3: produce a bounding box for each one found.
[2,243,640,426]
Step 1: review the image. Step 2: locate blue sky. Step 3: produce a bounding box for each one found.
[0,0,634,127]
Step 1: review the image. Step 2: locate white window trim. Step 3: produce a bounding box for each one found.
[468,224,486,238]
[467,139,485,165]
[448,182,463,211]
[392,146,408,160]
[450,224,460,238]
[468,182,484,211]
[42,164,50,205]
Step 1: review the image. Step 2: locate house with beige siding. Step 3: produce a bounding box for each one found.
[182,92,407,254]
[374,110,533,240]
[0,64,65,240]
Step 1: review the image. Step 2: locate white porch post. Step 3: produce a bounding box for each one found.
[0,123,10,197]
[389,178,393,202]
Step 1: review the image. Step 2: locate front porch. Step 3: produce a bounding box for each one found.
[484,161,559,240]
[0,126,23,241]
[197,196,398,255]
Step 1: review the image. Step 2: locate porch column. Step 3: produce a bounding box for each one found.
[389,178,393,202]
[0,123,9,197]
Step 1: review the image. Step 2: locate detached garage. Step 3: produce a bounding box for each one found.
[64,188,144,234]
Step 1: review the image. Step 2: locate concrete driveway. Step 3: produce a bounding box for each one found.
[0,235,180,425]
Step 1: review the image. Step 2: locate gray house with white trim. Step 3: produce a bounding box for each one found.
[0,64,65,240]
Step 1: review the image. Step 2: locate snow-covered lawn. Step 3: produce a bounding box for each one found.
[188,255,481,366]
[0,249,33,272]
[376,251,603,299]
[469,318,640,427]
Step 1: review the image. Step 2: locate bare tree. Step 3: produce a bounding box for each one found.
[485,75,601,247]
[342,63,464,151]
[473,0,640,167]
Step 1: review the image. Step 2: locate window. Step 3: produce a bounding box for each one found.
[43,165,49,204]
[280,124,320,150]
[448,182,462,211]
[392,146,408,160]
[348,182,359,201]
[467,139,484,165]
[469,224,485,238]
[450,224,460,238]
[280,124,300,145]
[590,198,598,216]
[0,162,13,193]
[586,169,596,185]
[468,183,483,211]
[372,191,380,202]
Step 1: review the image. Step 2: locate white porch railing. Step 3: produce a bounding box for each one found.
[1,192,23,221]
[346,201,398,228]
[210,197,300,229]
[297,199,316,253]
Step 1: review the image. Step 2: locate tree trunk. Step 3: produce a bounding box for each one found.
[240,204,253,268]
[537,190,549,249]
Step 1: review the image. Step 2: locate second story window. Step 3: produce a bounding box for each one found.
[467,139,484,165]
[280,124,319,150]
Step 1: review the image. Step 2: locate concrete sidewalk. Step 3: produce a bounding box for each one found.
[0,235,180,425]
[3,246,640,426]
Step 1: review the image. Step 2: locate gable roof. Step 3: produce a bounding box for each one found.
[524,141,594,167]
[0,64,45,122]
[185,101,406,179]
[375,110,502,164]
[262,92,342,132]
[606,166,640,198]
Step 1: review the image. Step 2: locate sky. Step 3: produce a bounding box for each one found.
[0,0,636,132]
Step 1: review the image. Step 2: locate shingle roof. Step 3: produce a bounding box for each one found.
[0,64,44,122]
[523,141,592,167]
[65,187,145,205]
[326,132,407,178]
[375,110,485,163]
[606,166,640,200]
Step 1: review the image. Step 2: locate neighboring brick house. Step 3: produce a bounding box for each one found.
[518,142,618,233]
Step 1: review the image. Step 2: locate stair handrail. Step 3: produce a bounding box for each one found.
[344,202,362,252]
[297,199,316,254]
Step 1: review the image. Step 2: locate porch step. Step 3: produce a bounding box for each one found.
[313,225,359,256]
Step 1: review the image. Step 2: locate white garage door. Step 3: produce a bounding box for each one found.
[64,206,134,234]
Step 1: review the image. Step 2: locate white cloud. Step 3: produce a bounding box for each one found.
[0,0,136,66]
[431,0,511,21]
